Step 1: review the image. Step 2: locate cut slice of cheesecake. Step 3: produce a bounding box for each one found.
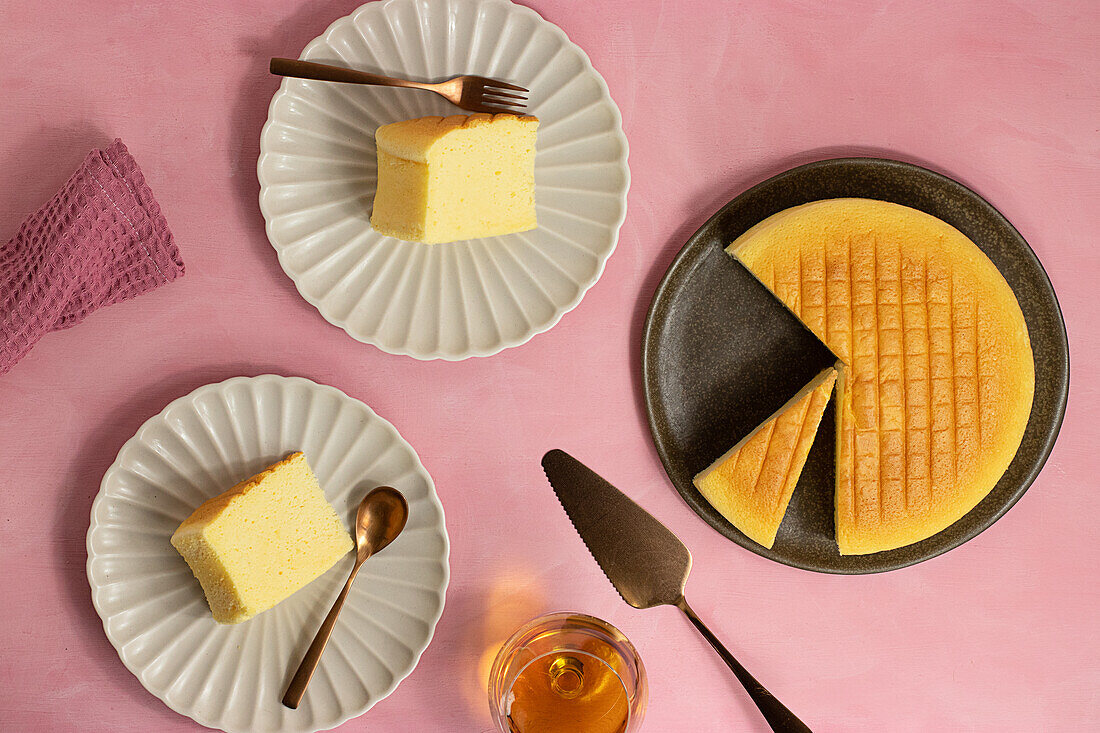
[371,113,538,244]
[729,198,1034,555]
[694,368,837,549]
[170,452,353,623]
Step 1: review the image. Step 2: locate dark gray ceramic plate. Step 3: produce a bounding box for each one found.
[642,158,1069,574]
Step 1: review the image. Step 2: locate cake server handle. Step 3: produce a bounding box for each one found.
[282,558,365,709]
[677,597,813,732]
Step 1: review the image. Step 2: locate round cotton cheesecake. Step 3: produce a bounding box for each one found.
[729,198,1034,555]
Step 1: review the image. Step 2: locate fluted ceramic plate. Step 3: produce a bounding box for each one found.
[258,0,629,360]
[87,375,449,732]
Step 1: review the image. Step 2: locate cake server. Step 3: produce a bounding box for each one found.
[541,449,813,733]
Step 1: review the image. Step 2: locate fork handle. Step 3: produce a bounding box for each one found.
[677,597,813,732]
[270,57,429,91]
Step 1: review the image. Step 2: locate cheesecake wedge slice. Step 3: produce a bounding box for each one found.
[371,113,538,243]
[171,452,353,624]
[694,368,837,549]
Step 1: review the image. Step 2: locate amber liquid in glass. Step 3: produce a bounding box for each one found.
[490,613,646,733]
[505,648,629,733]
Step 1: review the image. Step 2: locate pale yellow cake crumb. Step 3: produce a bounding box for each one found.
[370,113,538,244]
[170,452,353,623]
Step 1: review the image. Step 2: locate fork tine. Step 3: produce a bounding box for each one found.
[481,99,526,111]
[482,79,528,93]
[483,88,527,101]
[479,104,526,115]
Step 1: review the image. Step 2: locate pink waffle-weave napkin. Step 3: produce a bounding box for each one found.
[0,139,184,375]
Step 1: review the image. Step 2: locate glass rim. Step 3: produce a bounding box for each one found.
[497,611,641,657]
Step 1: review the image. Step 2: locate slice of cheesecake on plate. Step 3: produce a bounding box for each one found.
[170,451,353,623]
[371,113,538,244]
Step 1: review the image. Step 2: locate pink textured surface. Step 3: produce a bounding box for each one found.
[0,1,1096,731]
[0,139,183,374]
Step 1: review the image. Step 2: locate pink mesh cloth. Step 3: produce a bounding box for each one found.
[0,139,184,375]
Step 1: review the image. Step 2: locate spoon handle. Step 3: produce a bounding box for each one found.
[676,597,812,733]
[283,560,363,709]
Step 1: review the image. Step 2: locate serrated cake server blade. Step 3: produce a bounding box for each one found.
[541,448,814,733]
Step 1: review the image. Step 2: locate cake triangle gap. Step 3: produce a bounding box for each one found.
[694,366,838,549]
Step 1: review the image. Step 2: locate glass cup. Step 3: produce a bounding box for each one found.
[488,612,647,733]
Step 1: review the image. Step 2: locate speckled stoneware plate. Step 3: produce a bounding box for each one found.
[642,158,1069,574]
[258,0,629,360]
[87,375,449,732]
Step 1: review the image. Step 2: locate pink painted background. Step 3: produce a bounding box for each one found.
[1,1,1097,730]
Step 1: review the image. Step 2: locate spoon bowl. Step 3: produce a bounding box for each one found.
[355,487,409,562]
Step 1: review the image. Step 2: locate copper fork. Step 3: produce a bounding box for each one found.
[270,58,528,114]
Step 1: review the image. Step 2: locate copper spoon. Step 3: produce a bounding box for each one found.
[282,486,409,709]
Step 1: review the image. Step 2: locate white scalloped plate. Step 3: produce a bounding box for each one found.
[87,375,449,733]
[257,0,630,360]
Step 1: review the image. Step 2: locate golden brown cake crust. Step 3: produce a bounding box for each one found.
[730,199,1034,555]
[375,113,538,162]
[172,451,306,533]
